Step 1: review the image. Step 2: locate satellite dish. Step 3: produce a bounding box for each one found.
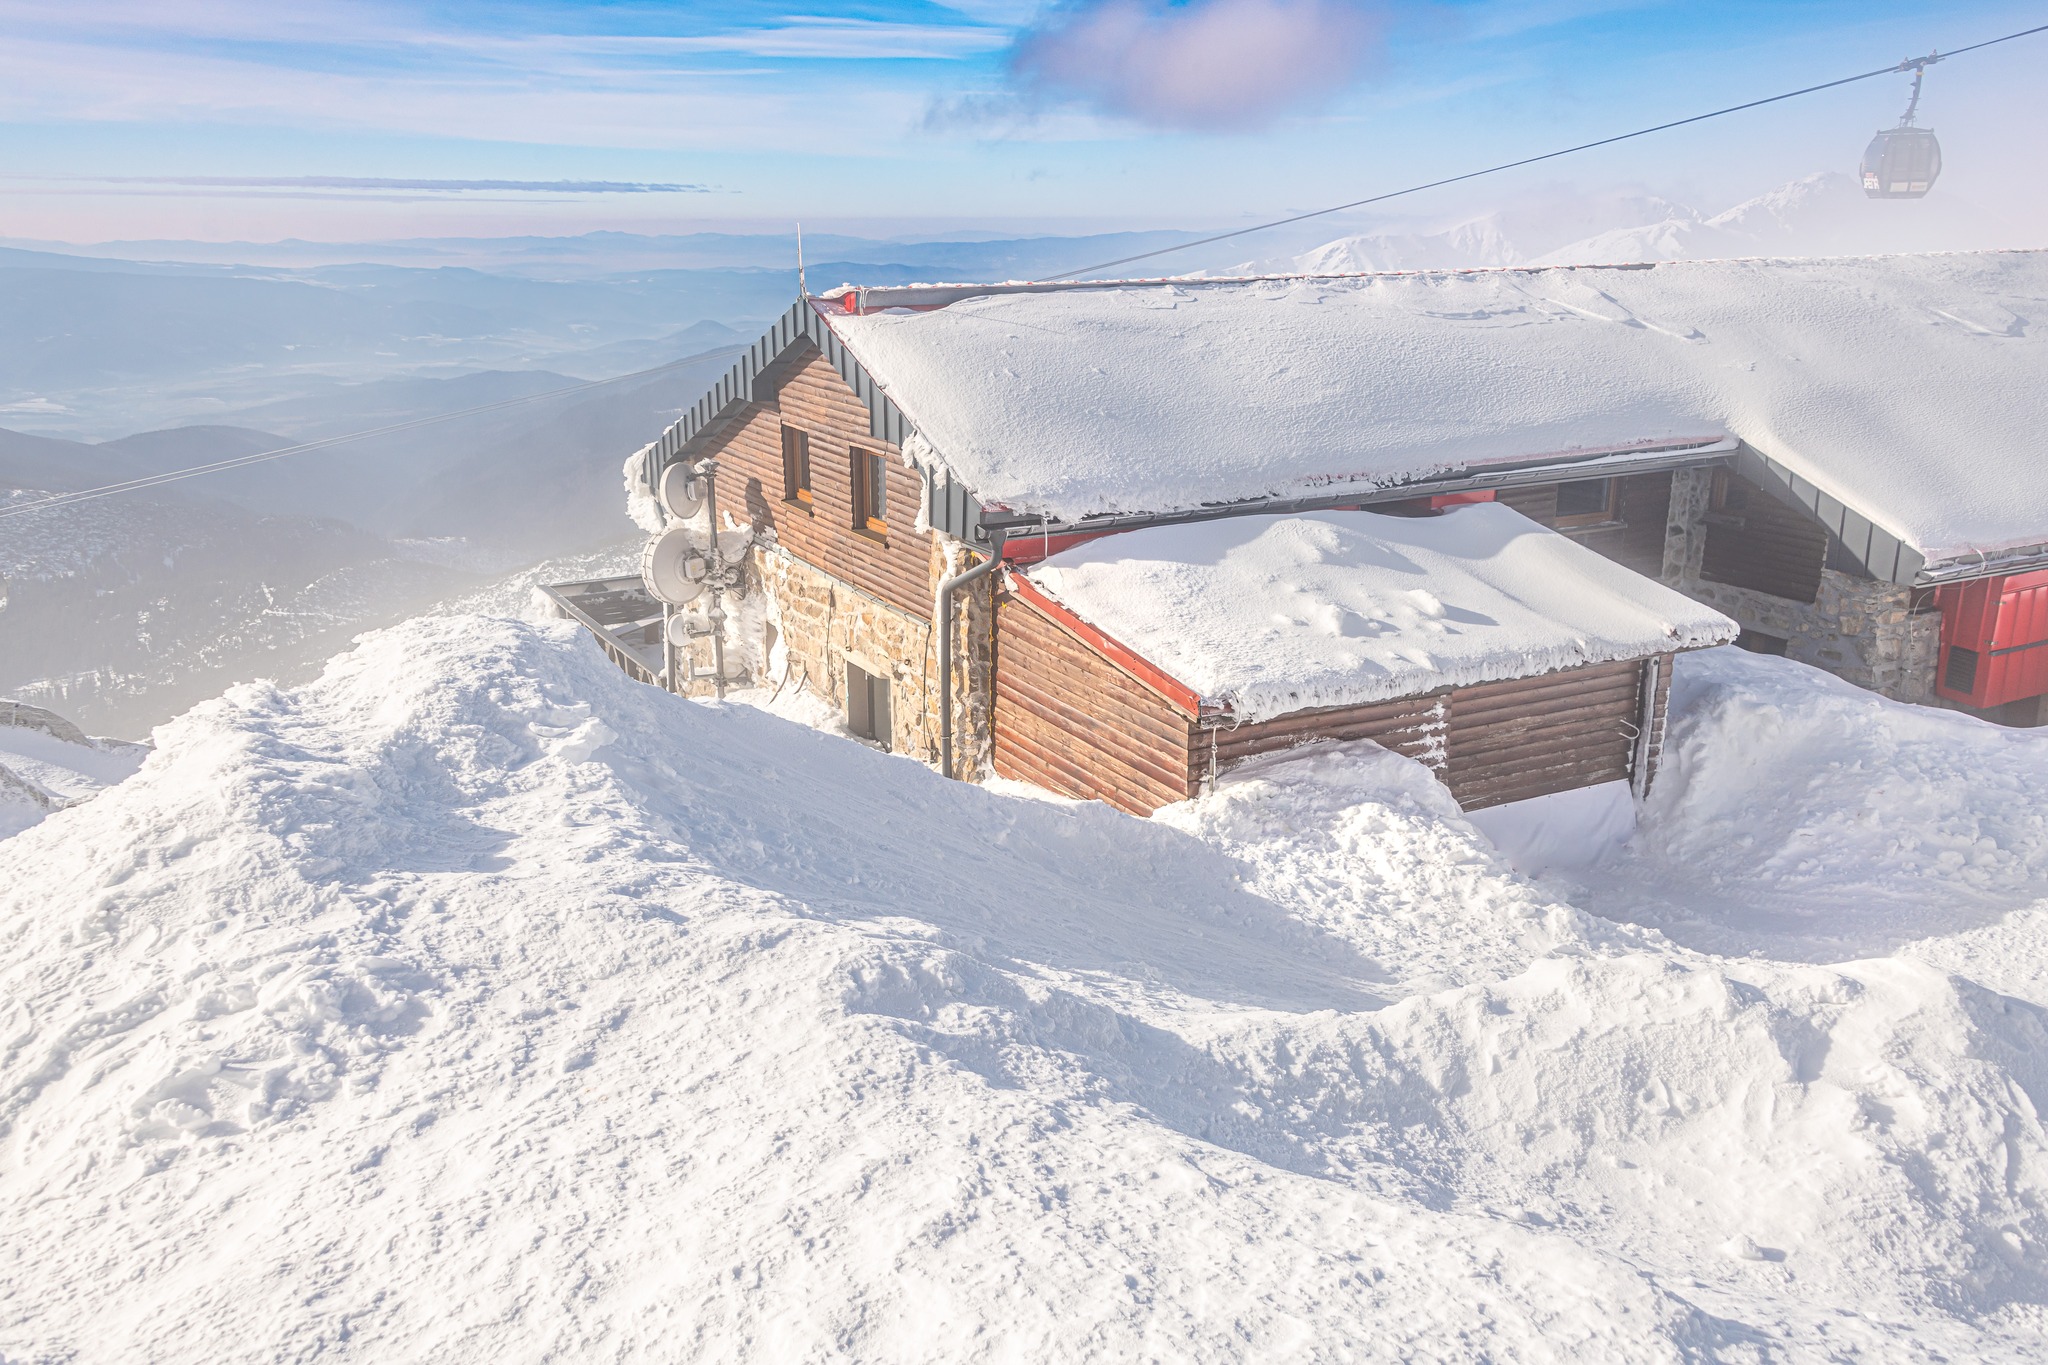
[642,527,711,605]
[660,462,706,520]
[665,611,711,647]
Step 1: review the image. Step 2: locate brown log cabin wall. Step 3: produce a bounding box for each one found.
[1496,471,1674,578]
[1439,657,1668,809]
[1698,471,1829,604]
[992,590,1198,813]
[1207,656,1670,812]
[995,584,1676,817]
[695,341,933,619]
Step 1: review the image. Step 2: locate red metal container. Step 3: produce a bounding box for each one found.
[1935,569,2048,708]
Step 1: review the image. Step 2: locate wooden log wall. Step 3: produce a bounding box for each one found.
[996,570,1680,817]
[1199,655,1670,812]
[1438,658,1657,809]
[1699,471,1829,604]
[694,342,933,619]
[992,589,1199,813]
[1493,472,1673,577]
[1201,695,1444,776]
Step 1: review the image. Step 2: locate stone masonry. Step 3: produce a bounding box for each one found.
[1661,466,1941,702]
[746,537,995,773]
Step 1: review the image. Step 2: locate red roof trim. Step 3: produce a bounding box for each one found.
[1005,571,1203,718]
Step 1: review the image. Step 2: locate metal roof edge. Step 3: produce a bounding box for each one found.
[820,249,2048,315]
[980,437,1736,538]
[1915,541,2048,585]
[1731,445,1929,586]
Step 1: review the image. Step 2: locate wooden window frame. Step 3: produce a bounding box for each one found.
[780,424,812,506]
[850,446,889,538]
[1554,476,1620,529]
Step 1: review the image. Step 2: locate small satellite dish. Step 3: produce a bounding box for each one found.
[665,611,711,647]
[660,462,706,521]
[641,526,711,605]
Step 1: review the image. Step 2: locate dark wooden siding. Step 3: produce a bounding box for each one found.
[1699,471,1828,604]
[1212,657,1668,811]
[1492,472,1672,577]
[996,584,1678,816]
[1205,695,1445,774]
[992,591,1199,813]
[1495,483,1559,526]
[696,342,933,618]
[1440,657,1664,809]
[1613,472,1674,576]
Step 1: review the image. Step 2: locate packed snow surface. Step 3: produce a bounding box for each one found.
[1021,505,1735,721]
[826,250,2048,563]
[0,705,147,838]
[5,618,2048,1361]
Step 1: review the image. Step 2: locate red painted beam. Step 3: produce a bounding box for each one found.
[1005,571,1205,717]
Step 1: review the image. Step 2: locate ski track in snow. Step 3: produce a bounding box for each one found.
[3,619,2048,1361]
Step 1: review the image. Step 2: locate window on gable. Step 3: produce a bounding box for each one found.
[851,446,888,535]
[1555,476,1617,526]
[781,425,811,503]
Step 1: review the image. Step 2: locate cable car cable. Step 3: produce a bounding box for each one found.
[0,350,724,521]
[1047,20,2048,282]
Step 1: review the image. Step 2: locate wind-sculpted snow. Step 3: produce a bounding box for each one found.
[3,619,2048,1360]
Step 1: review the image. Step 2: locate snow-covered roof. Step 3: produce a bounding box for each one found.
[1018,504,1738,723]
[826,251,2048,566]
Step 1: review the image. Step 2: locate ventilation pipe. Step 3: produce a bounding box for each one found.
[935,531,1007,780]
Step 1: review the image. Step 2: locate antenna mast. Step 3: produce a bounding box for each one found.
[797,222,807,298]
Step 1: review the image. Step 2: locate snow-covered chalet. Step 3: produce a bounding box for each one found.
[550,249,2048,817]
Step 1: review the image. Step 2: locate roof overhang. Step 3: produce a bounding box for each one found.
[647,295,2031,588]
[979,437,1738,542]
[1732,446,1931,586]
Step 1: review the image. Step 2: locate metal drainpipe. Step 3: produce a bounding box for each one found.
[936,530,1008,781]
[700,458,728,701]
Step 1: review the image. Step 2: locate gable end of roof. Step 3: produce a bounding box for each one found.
[644,298,992,545]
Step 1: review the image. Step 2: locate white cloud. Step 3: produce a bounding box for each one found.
[1008,0,1391,129]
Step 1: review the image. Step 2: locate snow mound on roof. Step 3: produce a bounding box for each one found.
[828,251,2048,562]
[1023,505,1735,721]
[5,620,2048,1359]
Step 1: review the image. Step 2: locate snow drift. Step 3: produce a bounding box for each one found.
[0,702,146,838]
[4,619,2048,1360]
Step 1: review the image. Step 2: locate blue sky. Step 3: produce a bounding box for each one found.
[1,1,2042,241]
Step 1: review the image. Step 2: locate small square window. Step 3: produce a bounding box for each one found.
[1555,477,1616,526]
[781,425,811,503]
[851,447,888,534]
[846,662,892,750]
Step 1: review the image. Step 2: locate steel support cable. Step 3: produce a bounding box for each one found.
[0,350,725,520]
[1048,21,2048,282]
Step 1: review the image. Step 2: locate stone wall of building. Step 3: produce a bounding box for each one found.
[743,538,994,772]
[1660,466,1941,702]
